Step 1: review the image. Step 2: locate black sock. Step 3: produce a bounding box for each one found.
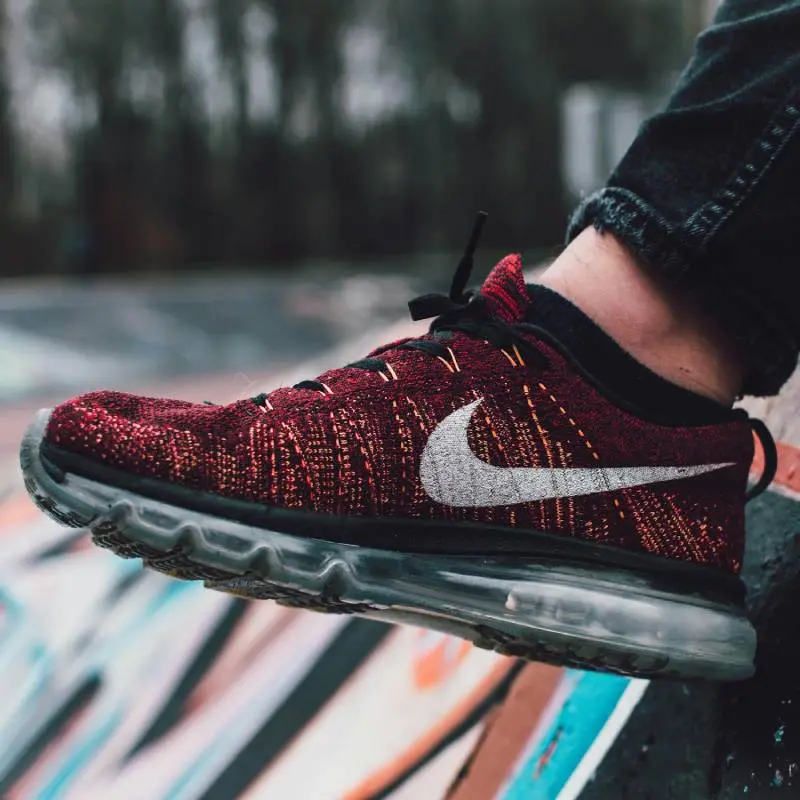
[524,285,735,426]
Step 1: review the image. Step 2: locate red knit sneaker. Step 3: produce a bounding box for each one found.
[20,215,775,680]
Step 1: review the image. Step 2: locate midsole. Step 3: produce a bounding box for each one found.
[41,442,745,607]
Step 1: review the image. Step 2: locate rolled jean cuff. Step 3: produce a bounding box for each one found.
[567,188,697,275]
[566,188,796,398]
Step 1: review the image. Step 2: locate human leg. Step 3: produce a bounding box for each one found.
[562,0,800,398]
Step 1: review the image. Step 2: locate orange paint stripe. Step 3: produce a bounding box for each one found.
[340,659,523,800]
[413,638,473,691]
[0,493,39,530]
[752,436,800,495]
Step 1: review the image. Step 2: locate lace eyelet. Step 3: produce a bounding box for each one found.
[436,355,455,373]
[446,347,461,373]
[499,348,518,367]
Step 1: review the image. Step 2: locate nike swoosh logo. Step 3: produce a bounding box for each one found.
[419,399,734,507]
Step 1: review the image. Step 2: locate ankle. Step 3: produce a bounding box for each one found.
[539,227,746,405]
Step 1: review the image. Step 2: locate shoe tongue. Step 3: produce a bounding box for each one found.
[478,254,530,322]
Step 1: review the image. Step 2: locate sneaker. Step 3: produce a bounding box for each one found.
[20,215,775,681]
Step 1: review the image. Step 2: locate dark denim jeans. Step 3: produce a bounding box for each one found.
[567,0,800,397]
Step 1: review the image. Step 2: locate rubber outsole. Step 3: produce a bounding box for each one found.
[20,409,757,681]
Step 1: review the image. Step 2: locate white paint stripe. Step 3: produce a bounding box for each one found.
[556,679,650,800]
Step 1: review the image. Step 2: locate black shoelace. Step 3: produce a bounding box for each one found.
[252,212,548,409]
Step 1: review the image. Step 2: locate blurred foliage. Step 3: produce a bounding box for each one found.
[0,0,701,276]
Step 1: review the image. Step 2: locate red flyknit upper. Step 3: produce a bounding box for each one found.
[45,255,755,573]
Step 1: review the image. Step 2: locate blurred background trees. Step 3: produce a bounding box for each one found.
[0,0,710,277]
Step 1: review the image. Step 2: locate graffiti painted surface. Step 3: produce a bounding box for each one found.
[0,481,508,799]
[498,672,648,800]
[3,471,657,799]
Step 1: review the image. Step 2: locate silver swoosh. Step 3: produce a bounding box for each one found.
[419,399,734,507]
